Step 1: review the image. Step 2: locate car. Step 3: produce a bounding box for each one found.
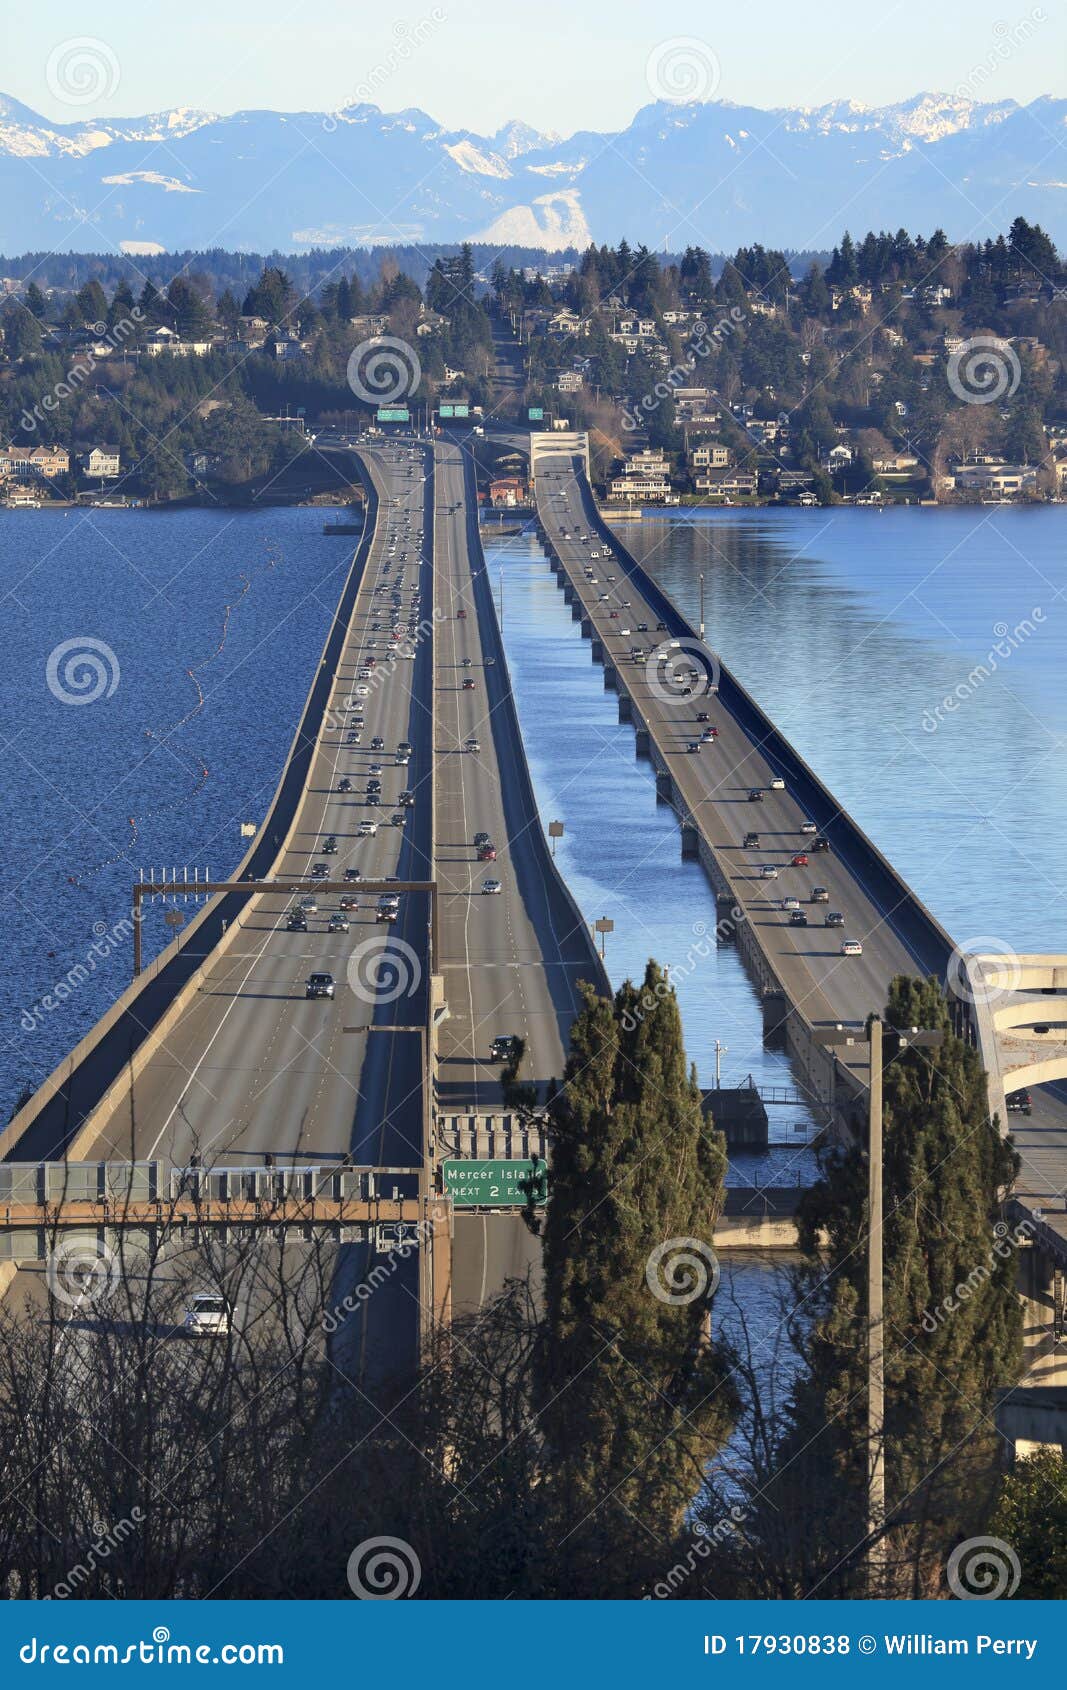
[638,622,649,633]
[462,678,475,691]
[369,763,383,776]
[457,608,467,619]
[287,912,308,932]
[769,776,785,790]
[371,736,385,751]
[183,1295,231,1337]
[399,789,415,807]
[340,894,359,911]
[366,780,382,792]
[789,910,809,927]
[743,831,760,848]
[687,741,701,754]
[462,656,473,667]
[358,820,377,837]
[748,788,763,802]
[396,740,412,759]
[465,737,480,753]
[490,1034,521,1064]
[826,912,845,928]
[299,895,318,913]
[609,611,619,620]
[376,895,400,923]
[810,887,829,903]
[337,777,353,793]
[343,868,361,883]
[840,939,863,957]
[395,749,410,765]
[311,862,329,878]
[760,865,778,880]
[791,852,809,867]
[800,821,818,834]
[781,896,801,911]
[656,621,667,631]
[354,685,370,698]
[812,835,830,852]
[1007,1089,1033,1116]
[328,913,350,934]
[478,843,497,862]
[701,728,716,742]
[473,830,491,848]
[481,878,502,895]
[306,972,336,999]
[366,791,379,806]
[322,835,338,853]
[346,732,361,745]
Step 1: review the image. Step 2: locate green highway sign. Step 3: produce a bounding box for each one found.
[528,407,544,421]
[438,404,455,418]
[443,1159,548,1208]
[377,407,410,423]
[453,403,470,418]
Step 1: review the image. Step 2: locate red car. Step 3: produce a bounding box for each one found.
[477,843,497,862]
[791,852,809,867]
[457,608,467,619]
[462,678,475,691]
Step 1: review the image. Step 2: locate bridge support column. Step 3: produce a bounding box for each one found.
[762,989,788,1049]
[580,615,592,637]
[655,769,673,805]
[604,666,617,692]
[618,694,633,723]
[635,727,650,758]
[680,823,699,860]
[591,638,603,663]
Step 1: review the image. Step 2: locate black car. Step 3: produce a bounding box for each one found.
[305,973,335,1000]
[1007,1089,1033,1116]
[696,711,710,723]
[812,835,830,852]
[287,912,308,932]
[337,777,353,793]
[789,910,808,927]
[343,868,361,883]
[473,830,491,848]
[322,835,338,853]
[490,1034,522,1064]
[743,831,760,848]
[748,788,763,802]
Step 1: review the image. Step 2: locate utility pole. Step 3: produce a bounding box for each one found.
[498,567,504,631]
[699,571,705,640]
[713,1038,727,1086]
[867,1015,885,1596]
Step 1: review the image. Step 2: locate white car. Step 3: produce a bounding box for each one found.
[183,1295,230,1337]
[358,820,377,837]
[781,896,801,912]
[841,939,863,957]
[760,865,779,880]
[481,878,502,895]
[769,776,785,790]
[801,821,818,834]
[354,684,370,698]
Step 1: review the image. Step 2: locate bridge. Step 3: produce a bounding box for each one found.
[527,435,1067,1384]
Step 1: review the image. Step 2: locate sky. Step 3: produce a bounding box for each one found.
[2,0,1062,135]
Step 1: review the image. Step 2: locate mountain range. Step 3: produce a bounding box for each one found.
[1,90,1065,256]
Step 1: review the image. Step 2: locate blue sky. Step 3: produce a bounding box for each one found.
[3,0,1063,133]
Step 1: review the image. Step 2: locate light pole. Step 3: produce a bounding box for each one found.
[594,916,614,959]
[815,1017,942,1595]
[713,1038,727,1086]
[699,571,705,640]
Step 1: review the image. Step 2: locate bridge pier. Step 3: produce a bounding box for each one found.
[655,770,673,806]
[680,823,699,860]
[635,727,650,758]
[591,638,604,663]
[618,694,633,723]
[604,666,617,692]
[1018,1242,1067,1388]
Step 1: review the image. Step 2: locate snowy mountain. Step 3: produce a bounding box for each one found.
[0,92,1063,254]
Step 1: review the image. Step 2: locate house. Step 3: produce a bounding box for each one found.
[689,443,730,471]
[548,308,585,336]
[608,473,671,502]
[488,476,527,507]
[0,444,70,482]
[557,370,584,393]
[828,443,854,468]
[694,470,758,499]
[619,448,669,478]
[953,462,1039,496]
[872,452,920,476]
[79,446,121,479]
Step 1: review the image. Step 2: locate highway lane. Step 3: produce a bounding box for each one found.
[534,452,925,1090]
[432,436,603,1114]
[74,443,432,1171]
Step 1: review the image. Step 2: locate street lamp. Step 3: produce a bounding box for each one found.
[814,1017,943,1595]
[594,916,614,959]
[699,571,705,640]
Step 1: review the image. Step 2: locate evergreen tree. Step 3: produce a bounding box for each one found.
[538,968,735,1594]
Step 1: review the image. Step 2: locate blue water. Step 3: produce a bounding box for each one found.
[0,507,353,1119]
